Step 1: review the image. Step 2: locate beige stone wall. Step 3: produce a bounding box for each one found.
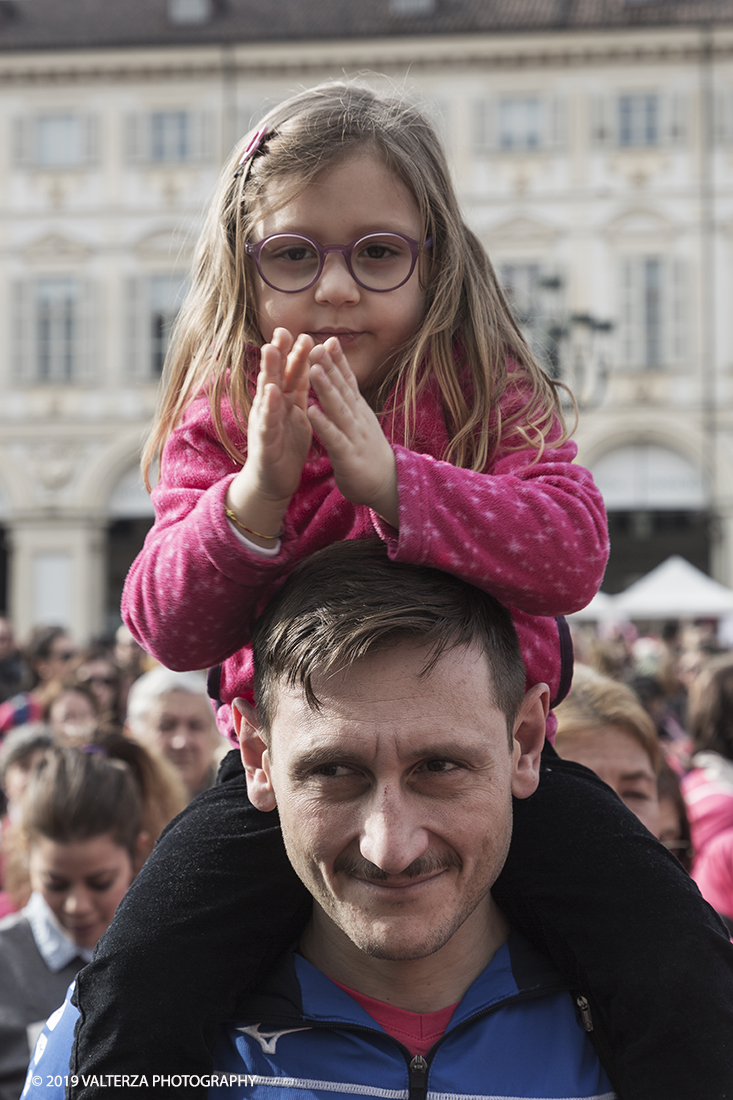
[1,24,732,637]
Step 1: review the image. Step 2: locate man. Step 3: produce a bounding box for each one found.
[126,667,226,801]
[26,542,613,1099]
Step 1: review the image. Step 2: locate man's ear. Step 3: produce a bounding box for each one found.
[510,683,549,800]
[232,697,277,812]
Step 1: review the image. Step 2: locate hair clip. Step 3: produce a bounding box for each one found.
[234,125,270,180]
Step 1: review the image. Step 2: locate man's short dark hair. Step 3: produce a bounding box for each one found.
[252,541,525,742]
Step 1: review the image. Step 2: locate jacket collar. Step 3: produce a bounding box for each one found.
[231,929,566,1033]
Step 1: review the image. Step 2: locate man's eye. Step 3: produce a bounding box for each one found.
[420,759,459,774]
[312,763,354,778]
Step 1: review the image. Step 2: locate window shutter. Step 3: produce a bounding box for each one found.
[666,92,688,145]
[716,90,733,146]
[590,95,615,146]
[191,109,214,161]
[473,98,495,151]
[77,278,96,384]
[82,115,99,165]
[125,114,147,164]
[619,257,643,369]
[548,95,566,150]
[125,276,149,380]
[11,280,32,382]
[12,117,34,167]
[669,259,686,366]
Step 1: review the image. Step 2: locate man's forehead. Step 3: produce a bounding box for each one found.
[266,641,507,747]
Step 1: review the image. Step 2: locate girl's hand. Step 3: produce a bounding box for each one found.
[308,338,399,528]
[226,329,313,545]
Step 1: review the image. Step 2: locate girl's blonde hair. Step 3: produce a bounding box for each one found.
[143,80,569,487]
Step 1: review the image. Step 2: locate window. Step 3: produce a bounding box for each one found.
[619,256,686,368]
[390,0,434,12]
[474,95,564,153]
[150,111,191,163]
[126,273,187,379]
[36,277,78,381]
[126,111,212,165]
[167,0,213,23]
[499,263,563,377]
[149,274,186,375]
[12,275,93,384]
[498,97,541,151]
[14,113,97,168]
[618,94,660,147]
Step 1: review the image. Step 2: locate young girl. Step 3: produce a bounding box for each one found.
[70,83,733,1099]
[0,736,185,1100]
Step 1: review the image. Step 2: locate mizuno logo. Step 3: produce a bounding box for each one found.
[236,1024,311,1053]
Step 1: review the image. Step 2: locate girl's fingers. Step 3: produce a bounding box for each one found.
[308,361,354,431]
[322,337,359,394]
[259,341,285,388]
[283,334,315,396]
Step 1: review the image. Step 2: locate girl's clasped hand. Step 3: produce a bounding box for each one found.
[231,327,399,541]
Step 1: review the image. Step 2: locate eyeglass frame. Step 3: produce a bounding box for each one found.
[244,231,433,294]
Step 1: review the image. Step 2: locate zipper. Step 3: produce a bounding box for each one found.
[237,983,588,1096]
[576,994,594,1032]
[407,1054,428,1100]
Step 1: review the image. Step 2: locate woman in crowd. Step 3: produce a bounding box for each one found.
[0,725,55,916]
[682,654,733,928]
[554,666,662,837]
[0,628,76,738]
[0,736,186,1100]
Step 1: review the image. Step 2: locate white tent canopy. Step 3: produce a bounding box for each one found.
[568,590,616,622]
[611,555,733,620]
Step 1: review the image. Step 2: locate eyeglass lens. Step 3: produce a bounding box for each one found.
[256,233,418,293]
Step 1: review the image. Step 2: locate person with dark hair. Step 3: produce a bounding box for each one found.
[658,762,694,875]
[29,543,733,1100]
[0,736,185,1100]
[0,725,55,916]
[0,619,22,706]
[0,628,76,738]
[70,647,122,727]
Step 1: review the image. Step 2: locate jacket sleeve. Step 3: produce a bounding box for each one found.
[121,403,297,672]
[374,427,609,619]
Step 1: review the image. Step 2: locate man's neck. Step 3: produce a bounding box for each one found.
[299,894,509,1014]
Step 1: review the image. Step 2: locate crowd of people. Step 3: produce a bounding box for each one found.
[0,618,228,1100]
[1,606,733,1096]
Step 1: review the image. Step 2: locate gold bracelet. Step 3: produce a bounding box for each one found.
[225,507,283,541]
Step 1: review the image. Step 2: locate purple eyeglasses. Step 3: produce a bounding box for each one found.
[245,231,432,294]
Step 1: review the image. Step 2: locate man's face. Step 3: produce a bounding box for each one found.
[247,643,543,962]
[139,690,219,796]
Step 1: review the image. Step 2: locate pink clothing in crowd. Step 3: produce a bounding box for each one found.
[122,364,609,745]
[683,752,733,919]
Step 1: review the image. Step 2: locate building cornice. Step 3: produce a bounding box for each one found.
[2,25,733,86]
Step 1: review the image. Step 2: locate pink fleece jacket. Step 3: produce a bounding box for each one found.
[122,367,609,744]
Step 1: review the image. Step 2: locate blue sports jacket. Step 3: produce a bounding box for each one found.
[24,932,614,1100]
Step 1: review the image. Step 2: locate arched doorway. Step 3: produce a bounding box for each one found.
[591,443,710,593]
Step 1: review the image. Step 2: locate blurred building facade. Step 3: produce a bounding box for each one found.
[0,0,732,639]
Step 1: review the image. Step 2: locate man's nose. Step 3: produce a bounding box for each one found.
[359,787,430,875]
[313,253,361,306]
[169,728,190,750]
